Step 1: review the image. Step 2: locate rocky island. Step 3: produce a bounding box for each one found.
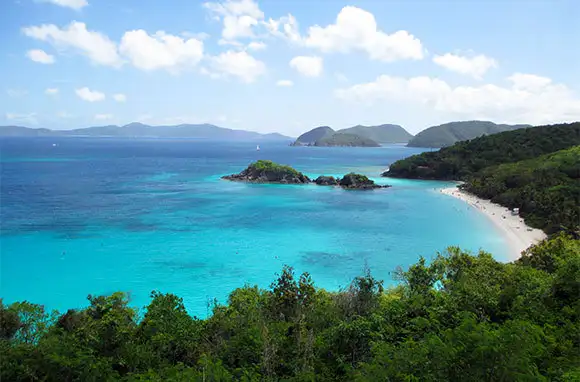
[224,161,391,190]
[222,160,311,184]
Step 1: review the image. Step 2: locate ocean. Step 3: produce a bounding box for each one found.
[0,137,507,317]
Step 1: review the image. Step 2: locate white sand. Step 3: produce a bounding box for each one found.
[440,186,547,260]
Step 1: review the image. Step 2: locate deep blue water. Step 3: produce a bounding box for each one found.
[0,137,507,316]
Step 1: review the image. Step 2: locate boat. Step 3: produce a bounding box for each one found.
[256,145,260,151]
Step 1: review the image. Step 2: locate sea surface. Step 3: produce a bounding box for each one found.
[0,138,508,316]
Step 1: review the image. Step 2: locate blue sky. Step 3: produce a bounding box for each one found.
[1,0,579,135]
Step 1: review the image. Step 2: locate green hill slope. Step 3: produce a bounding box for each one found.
[291,126,334,146]
[338,124,413,143]
[314,133,380,147]
[385,122,580,180]
[407,120,531,148]
[463,146,580,233]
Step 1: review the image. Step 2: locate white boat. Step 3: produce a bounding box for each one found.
[256,145,260,151]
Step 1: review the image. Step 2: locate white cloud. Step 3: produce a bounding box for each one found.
[335,72,348,82]
[22,21,121,67]
[6,112,38,125]
[6,89,28,98]
[335,73,580,125]
[113,93,127,102]
[26,49,55,64]
[304,6,424,62]
[264,14,301,42]
[39,0,88,10]
[94,113,113,120]
[119,30,204,72]
[289,56,323,77]
[433,53,497,79]
[203,0,264,40]
[45,87,59,95]
[276,79,293,87]
[247,41,266,50]
[75,87,105,102]
[206,50,266,83]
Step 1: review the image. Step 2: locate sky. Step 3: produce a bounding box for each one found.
[1,0,579,136]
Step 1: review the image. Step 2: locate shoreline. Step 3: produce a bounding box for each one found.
[440,186,547,260]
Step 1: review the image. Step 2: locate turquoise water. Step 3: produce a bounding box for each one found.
[0,138,507,316]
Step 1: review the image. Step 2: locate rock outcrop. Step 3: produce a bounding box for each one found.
[314,176,339,185]
[338,173,390,190]
[222,160,310,184]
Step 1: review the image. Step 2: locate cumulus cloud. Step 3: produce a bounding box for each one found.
[289,56,323,77]
[247,41,266,50]
[276,79,293,87]
[75,87,105,102]
[264,14,301,42]
[433,53,497,79]
[45,88,59,95]
[6,112,38,125]
[22,21,121,67]
[204,0,264,41]
[26,49,55,64]
[335,73,580,125]
[304,6,424,62]
[119,30,204,72]
[113,93,127,102]
[38,0,88,10]
[206,50,266,83]
[94,113,113,120]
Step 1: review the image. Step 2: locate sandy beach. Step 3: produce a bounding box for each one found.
[441,186,547,260]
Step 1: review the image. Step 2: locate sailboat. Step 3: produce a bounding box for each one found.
[256,145,260,151]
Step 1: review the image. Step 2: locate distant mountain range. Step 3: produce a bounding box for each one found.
[407,121,532,148]
[291,124,412,147]
[0,123,293,141]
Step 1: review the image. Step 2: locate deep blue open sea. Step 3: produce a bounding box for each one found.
[0,137,507,316]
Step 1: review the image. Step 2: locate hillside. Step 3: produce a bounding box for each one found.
[407,120,531,148]
[384,122,580,180]
[0,124,293,141]
[338,124,413,143]
[2,233,578,380]
[291,126,334,146]
[463,146,579,233]
[314,133,380,147]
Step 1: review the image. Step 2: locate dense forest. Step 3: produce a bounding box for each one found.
[462,146,579,234]
[385,122,579,180]
[1,233,579,381]
[384,122,580,234]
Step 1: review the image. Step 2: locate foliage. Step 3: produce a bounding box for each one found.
[386,122,580,180]
[314,133,380,147]
[461,146,580,233]
[249,160,300,176]
[2,235,579,381]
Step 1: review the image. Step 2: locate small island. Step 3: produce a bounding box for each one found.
[224,161,391,190]
[222,160,311,184]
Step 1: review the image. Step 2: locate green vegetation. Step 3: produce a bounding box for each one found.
[462,146,580,233]
[250,160,301,177]
[338,124,413,144]
[386,123,580,180]
[1,234,578,381]
[291,126,334,146]
[384,122,580,234]
[315,133,380,147]
[406,120,530,148]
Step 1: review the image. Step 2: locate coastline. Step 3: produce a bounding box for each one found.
[440,186,547,260]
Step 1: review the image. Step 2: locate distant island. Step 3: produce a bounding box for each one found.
[291,124,412,147]
[0,123,293,141]
[406,120,531,148]
[223,160,389,189]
